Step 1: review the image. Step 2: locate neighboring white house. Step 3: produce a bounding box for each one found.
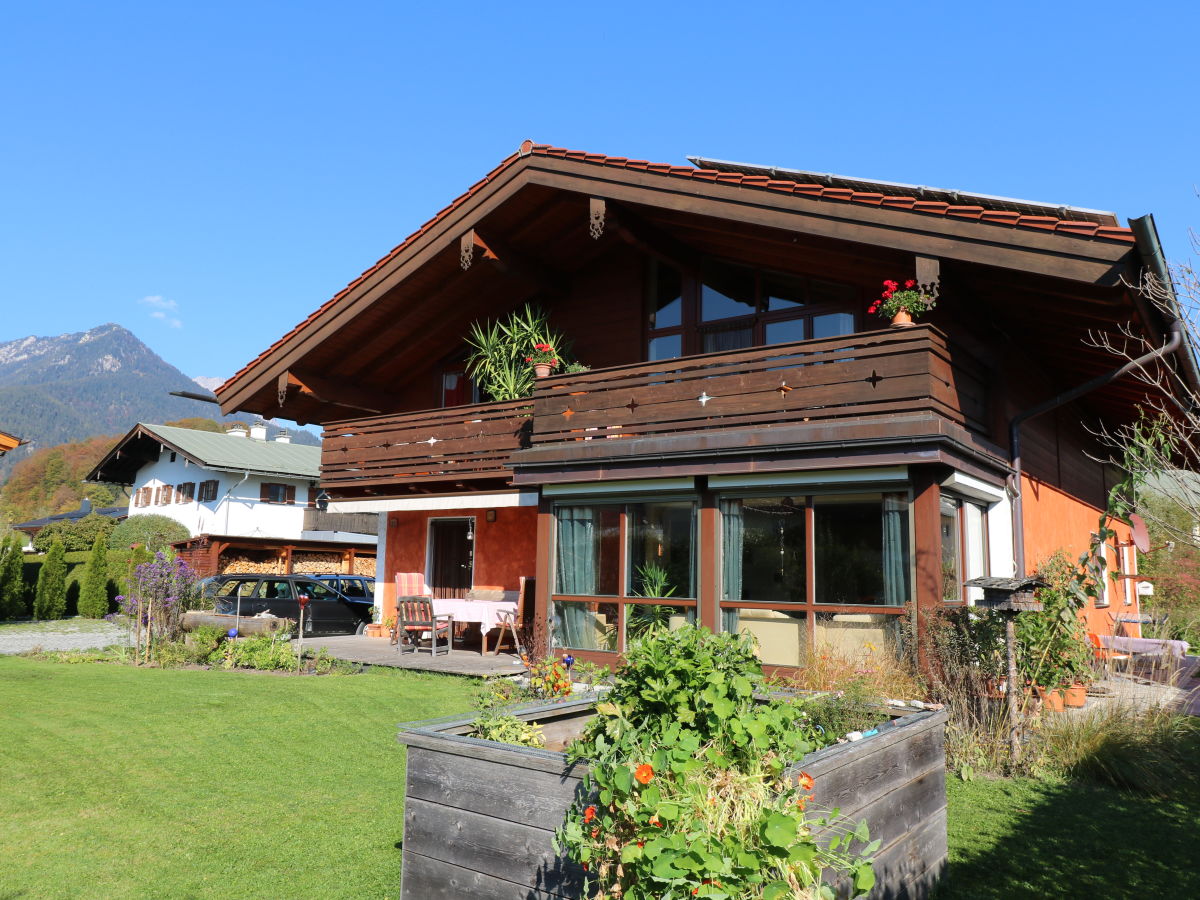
[88,421,325,540]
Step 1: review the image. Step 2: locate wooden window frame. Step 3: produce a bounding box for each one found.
[260,482,296,505]
[645,259,861,362]
[550,498,700,655]
[198,480,219,503]
[175,482,195,503]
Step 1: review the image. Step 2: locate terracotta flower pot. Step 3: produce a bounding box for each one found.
[1036,686,1065,713]
[533,363,552,378]
[365,623,386,638]
[891,308,914,327]
[1064,683,1087,708]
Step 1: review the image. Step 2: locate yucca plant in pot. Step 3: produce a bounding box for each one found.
[464,302,581,400]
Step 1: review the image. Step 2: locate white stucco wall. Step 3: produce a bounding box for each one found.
[126,448,311,539]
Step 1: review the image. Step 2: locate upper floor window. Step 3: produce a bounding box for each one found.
[133,487,152,507]
[176,482,195,503]
[441,366,478,408]
[198,480,219,503]
[261,483,296,505]
[155,485,173,506]
[646,259,859,361]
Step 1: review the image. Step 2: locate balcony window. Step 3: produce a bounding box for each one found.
[645,258,859,361]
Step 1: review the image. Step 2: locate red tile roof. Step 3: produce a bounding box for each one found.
[217,141,1138,400]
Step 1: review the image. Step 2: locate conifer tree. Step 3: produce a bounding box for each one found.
[0,535,26,620]
[78,534,110,619]
[34,540,68,620]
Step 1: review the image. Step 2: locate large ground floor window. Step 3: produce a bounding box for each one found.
[720,492,910,667]
[547,486,920,667]
[552,500,697,653]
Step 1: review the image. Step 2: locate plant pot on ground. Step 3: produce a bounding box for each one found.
[1063,682,1087,707]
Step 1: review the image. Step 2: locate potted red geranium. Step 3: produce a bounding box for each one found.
[869,279,936,327]
[526,342,559,377]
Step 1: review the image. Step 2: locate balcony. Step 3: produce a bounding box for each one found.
[320,326,989,497]
[321,399,532,497]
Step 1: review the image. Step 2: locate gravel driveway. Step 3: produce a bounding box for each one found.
[0,620,131,655]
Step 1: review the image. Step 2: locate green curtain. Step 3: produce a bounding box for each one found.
[554,506,596,648]
[720,499,743,634]
[881,495,909,606]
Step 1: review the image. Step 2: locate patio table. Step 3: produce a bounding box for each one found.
[1099,634,1190,659]
[433,598,518,655]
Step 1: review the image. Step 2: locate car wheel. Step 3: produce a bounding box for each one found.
[355,621,367,636]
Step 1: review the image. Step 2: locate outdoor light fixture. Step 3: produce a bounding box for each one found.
[486,509,497,523]
[315,490,331,511]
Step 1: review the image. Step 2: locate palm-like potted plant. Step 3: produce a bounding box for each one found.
[464,303,582,401]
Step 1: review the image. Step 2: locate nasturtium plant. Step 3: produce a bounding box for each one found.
[558,626,878,899]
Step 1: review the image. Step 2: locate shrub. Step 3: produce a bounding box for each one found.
[0,534,26,620]
[78,534,111,619]
[213,632,297,671]
[108,515,190,555]
[803,678,889,741]
[188,625,226,658]
[32,513,116,553]
[33,541,68,620]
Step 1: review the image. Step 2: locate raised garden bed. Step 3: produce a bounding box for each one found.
[397,697,947,899]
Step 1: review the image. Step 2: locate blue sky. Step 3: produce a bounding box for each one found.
[2,1,1197,387]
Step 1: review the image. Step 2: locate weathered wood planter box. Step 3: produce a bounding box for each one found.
[396,697,947,900]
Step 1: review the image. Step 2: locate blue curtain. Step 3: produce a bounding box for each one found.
[555,506,596,648]
[720,499,743,634]
[882,495,909,606]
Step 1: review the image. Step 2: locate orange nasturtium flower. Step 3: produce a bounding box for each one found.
[797,771,815,791]
[584,805,597,823]
[634,763,655,785]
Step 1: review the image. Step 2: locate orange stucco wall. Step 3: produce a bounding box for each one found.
[378,505,537,619]
[1021,474,1139,637]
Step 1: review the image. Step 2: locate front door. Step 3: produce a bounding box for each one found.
[429,518,473,599]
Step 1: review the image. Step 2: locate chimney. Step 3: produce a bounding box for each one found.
[227,423,249,439]
[249,421,268,441]
[274,430,291,444]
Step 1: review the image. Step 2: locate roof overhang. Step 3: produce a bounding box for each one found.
[216,144,1151,425]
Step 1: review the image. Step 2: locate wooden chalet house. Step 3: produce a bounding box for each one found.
[215,142,1191,668]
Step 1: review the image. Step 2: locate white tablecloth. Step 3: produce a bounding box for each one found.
[1100,635,1190,659]
[433,598,517,632]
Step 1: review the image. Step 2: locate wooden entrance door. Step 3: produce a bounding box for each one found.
[429,519,473,599]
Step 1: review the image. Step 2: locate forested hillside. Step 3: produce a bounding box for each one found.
[0,324,318,484]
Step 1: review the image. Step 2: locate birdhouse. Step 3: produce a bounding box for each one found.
[963,576,1046,612]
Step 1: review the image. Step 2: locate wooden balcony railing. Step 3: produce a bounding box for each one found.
[321,399,532,494]
[320,327,988,496]
[529,325,987,448]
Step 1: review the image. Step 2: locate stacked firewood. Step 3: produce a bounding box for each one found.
[352,557,376,575]
[220,555,286,575]
[291,552,342,574]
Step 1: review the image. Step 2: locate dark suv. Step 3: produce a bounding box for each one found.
[211,575,372,635]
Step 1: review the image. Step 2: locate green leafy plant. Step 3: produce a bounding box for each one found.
[1018,552,1093,691]
[464,303,579,401]
[803,678,888,741]
[558,626,877,899]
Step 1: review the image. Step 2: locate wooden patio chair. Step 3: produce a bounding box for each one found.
[492,576,533,656]
[390,572,433,645]
[395,597,453,657]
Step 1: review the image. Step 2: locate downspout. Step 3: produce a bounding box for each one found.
[1009,213,1182,574]
[223,470,253,536]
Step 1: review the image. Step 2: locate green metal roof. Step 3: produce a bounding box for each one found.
[143,424,321,479]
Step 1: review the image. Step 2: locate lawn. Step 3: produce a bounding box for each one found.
[937,774,1200,898]
[4,656,1197,899]
[0,656,476,899]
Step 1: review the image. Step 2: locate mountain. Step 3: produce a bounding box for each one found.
[0,324,317,481]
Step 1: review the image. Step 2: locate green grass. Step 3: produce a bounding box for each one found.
[937,775,1200,898]
[0,656,476,899]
